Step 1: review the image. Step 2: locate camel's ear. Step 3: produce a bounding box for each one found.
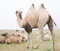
[16,11,18,14]
[21,11,23,13]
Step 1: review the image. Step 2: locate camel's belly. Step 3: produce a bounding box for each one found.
[38,14,49,27]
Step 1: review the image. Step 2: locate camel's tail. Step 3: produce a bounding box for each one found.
[52,20,57,26]
[49,15,57,27]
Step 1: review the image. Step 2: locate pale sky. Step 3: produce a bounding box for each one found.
[0,0,60,29]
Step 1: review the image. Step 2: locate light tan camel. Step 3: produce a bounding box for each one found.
[16,4,56,51]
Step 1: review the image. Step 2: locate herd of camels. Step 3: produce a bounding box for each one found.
[15,4,56,51]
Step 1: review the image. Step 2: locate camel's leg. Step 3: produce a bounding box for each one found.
[24,23,32,49]
[35,27,44,49]
[40,28,44,40]
[48,22,55,51]
[27,33,33,49]
[52,30,55,51]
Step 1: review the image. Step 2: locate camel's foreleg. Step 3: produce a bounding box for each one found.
[24,23,33,49]
[27,33,33,49]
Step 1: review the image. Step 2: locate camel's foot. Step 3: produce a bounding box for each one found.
[27,46,33,49]
[33,45,39,49]
[27,45,39,49]
[27,46,29,49]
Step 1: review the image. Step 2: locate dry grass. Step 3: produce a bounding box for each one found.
[0,29,60,51]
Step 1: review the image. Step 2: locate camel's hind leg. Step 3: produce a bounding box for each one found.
[47,15,55,51]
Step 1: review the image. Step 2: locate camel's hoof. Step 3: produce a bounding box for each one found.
[27,46,33,49]
[27,46,29,49]
[34,45,39,49]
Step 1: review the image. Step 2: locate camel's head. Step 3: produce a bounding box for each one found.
[16,10,22,19]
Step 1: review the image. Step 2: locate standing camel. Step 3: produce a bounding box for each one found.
[15,4,56,51]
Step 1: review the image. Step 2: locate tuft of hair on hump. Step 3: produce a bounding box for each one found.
[40,3,46,9]
[32,3,34,8]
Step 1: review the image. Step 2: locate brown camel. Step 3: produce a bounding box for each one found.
[16,4,56,51]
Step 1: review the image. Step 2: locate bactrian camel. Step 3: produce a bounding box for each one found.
[16,4,56,51]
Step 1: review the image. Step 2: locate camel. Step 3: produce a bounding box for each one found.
[15,4,56,51]
[16,30,28,42]
[9,35,22,44]
[1,32,23,44]
[0,36,5,44]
